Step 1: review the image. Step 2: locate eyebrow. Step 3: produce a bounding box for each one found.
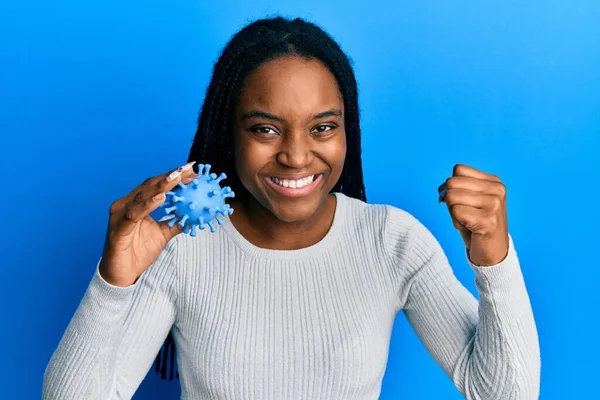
[241,109,342,122]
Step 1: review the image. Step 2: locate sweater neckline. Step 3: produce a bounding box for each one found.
[221,192,346,260]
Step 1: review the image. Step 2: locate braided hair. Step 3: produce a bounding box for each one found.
[154,15,367,381]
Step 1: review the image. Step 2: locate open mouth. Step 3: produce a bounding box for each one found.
[265,173,323,197]
[269,174,317,188]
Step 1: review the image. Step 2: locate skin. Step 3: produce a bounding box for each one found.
[438,164,510,266]
[99,57,510,288]
[228,55,347,250]
[225,54,510,263]
[99,162,199,287]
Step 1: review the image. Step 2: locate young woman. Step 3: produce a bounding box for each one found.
[43,16,540,400]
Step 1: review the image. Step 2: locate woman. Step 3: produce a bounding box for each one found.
[43,16,540,400]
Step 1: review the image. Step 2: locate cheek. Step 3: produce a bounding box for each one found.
[325,133,347,172]
[234,138,272,183]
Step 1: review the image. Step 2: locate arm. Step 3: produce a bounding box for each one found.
[398,217,540,399]
[42,238,180,399]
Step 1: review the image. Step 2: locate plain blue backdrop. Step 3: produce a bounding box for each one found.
[1,0,598,399]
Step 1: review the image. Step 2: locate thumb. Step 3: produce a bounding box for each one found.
[458,228,471,250]
[450,215,471,249]
[158,215,185,241]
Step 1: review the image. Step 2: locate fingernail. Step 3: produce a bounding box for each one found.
[167,168,183,181]
[153,192,165,201]
[438,188,447,203]
[182,161,196,171]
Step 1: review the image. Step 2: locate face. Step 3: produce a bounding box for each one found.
[232,55,346,223]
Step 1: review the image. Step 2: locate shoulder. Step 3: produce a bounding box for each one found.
[338,192,442,263]
[338,191,418,229]
[337,192,422,251]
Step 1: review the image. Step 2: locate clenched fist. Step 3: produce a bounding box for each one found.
[438,164,510,267]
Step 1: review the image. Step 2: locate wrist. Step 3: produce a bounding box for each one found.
[99,259,138,287]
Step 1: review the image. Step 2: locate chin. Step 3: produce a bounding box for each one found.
[268,200,323,223]
[263,184,331,223]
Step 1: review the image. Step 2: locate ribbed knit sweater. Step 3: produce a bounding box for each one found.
[42,192,540,399]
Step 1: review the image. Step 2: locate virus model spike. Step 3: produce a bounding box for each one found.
[215,173,226,184]
[159,163,234,237]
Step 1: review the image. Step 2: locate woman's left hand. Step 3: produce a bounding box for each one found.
[438,164,510,266]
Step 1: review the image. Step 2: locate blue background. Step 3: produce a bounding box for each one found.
[1,1,598,399]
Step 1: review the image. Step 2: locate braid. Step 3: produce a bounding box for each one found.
[154,16,366,381]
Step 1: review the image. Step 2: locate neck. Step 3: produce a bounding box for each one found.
[229,193,337,250]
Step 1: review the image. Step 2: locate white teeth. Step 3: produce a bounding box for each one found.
[270,174,317,188]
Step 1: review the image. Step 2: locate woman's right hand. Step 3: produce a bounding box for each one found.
[98,161,197,287]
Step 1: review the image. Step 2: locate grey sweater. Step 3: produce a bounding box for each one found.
[42,192,540,399]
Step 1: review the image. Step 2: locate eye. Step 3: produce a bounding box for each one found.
[311,124,336,135]
[250,126,279,136]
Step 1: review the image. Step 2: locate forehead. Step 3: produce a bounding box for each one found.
[236,55,343,116]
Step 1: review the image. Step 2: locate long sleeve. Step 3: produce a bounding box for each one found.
[387,208,540,400]
[42,238,180,399]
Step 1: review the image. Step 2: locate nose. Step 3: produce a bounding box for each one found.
[276,133,314,169]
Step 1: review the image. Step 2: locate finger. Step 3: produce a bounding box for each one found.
[441,188,502,212]
[109,175,160,217]
[115,159,200,235]
[181,170,200,185]
[144,161,197,202]
[151,163,197,199]
[438,176,505,197]
[450,215,468,233]
[448,204,488,233]
[452,164,502,182]
[157,214,176,222]
[114,166,191,224]
[158,216,185,242]
[110,161,196,221]
[107,191,166,239]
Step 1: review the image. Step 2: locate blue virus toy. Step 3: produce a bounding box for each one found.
[160,164,234,237]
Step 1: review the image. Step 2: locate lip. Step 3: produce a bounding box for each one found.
[264,173,323,198]
[269,173,317,180]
